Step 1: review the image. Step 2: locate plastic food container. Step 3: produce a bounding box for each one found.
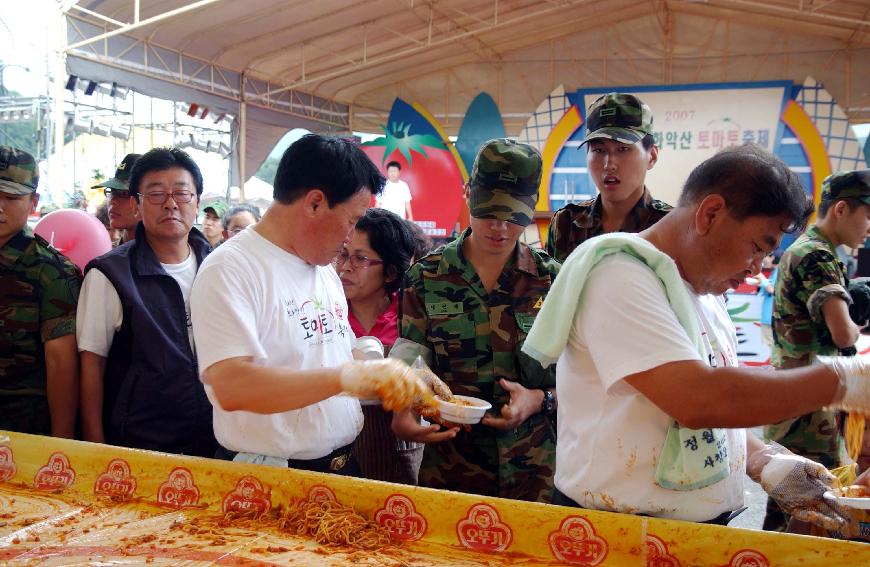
[353,336,385,406]
[353,336,384,360]
[436,395,492,424]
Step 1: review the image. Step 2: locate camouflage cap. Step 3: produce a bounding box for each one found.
[580,92,654,147]
[468,139,542,227]
[201,199,230,219]
[0,145,38,196]
[92,153,141,191]
[820,169,870,205]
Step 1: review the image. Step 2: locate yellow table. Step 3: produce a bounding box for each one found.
[1,431,867,565]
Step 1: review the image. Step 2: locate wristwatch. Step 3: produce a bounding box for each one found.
[541,388,556,415]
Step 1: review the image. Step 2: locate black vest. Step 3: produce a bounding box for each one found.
[85,222,217,456]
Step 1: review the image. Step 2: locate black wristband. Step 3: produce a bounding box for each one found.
[541,388,556,414]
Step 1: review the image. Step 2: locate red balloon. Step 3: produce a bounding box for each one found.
[34,209,112,271]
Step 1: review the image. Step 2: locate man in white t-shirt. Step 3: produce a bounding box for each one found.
[524,144,870,533]
[376,161,413,220]
[77,147,217,457]
[190,134,429,476]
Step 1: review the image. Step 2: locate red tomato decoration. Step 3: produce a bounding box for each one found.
[361,101,465,239]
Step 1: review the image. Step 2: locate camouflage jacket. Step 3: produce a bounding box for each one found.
[545,187,671,263]
[399,228,560,501]
[0,227,81,396]
[772,225,853,367]
[767,225,850,465]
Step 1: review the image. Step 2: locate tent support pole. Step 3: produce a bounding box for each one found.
[51,11,67,203]
[239,73,247,203]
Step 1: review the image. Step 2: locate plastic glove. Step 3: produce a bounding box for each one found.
[414,363,454,402]
[398,356,479,432]
[747,442,848,532]
[817,355,870,413]
[339,359,432,412]
[407,357,471,430]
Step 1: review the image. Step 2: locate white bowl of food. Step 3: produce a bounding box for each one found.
[436,395,492,425]
[824,485,870,509]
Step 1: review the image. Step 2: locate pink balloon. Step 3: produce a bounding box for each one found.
[34,209,112,272]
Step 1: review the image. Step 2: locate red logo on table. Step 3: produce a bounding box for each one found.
[547,515,608,565]
[34,452,75,491]
[94,458,137,499]
[456,503,513,552]
[0,446,16,482]
[375,494,427,542]
[725,550,770,567]
[647,535,681,567]
[221,475,271,515]
[307,484,337,503]
[157,467,200,508]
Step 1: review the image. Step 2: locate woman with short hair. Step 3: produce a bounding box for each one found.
[338,207,422,483]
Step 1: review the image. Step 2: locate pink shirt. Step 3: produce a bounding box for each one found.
[348,294,399,347]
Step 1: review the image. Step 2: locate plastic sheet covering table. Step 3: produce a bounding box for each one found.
[1,431,869,566]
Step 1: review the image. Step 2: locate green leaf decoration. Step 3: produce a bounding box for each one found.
[360,121,448,165]
[726,303,749,316]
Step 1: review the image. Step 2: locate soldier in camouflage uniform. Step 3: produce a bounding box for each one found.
[546,93,671,264]
[391,139,560,502]
[92,153,141,246]
[0,146,82,437]
[765,169,870,531]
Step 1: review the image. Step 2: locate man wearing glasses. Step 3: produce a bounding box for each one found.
[92,153,141,246]
[221,203,260,241]
[77,147,217,457]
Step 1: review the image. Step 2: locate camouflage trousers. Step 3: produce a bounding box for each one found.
[419,412,556,502]
[0,394,50,435]
[763,409,847,469]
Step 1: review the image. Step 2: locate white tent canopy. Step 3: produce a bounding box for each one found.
[62,0,870,179]
[231,176,273,202]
